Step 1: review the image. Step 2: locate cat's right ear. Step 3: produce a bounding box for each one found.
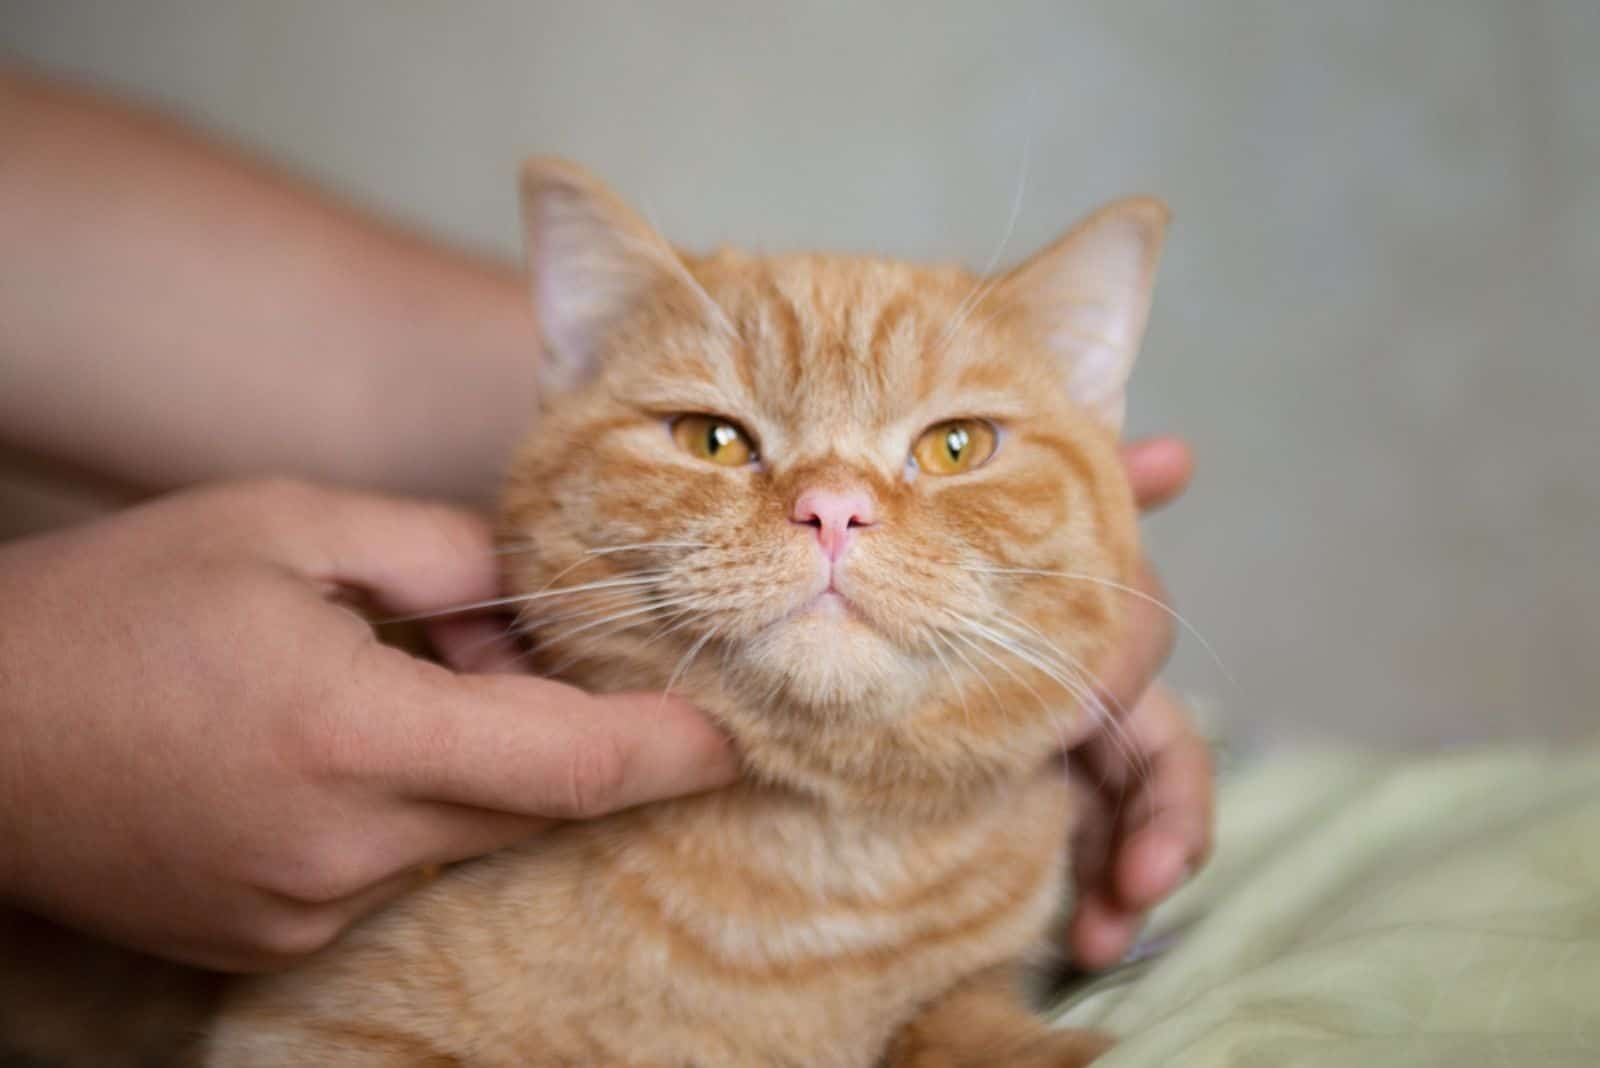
[520,158,687,395]
[993,197,1169,431]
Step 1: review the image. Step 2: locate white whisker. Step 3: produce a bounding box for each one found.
[960,564,1232,684]
[924,628,977,732]
[945,627,1052,719]
[584,541,710,556]
[532,594,706,649]
[936,130,1033,351]
[382,572,671,624]
[936,628,1005,714]
[611,228,738,341]
[921,628,973,726]
[966,613,1151,787]
[512,589,668,635]
[660,624,718,701]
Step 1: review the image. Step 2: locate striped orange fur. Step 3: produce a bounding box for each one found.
[204,160,1168,1066]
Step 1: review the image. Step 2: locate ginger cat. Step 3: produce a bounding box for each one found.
[203,160,1166,1066]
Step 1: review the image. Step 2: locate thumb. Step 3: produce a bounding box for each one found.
[365,650,739,820]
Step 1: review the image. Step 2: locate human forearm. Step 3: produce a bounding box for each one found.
[0,67,539,504]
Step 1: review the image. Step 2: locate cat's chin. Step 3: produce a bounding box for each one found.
[739,608,921,711]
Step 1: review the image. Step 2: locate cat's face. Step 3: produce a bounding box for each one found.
[501,160,1163,803]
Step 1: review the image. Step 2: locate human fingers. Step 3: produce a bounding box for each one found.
[1120,436,1194,512]
[1108,685,1214,910]
[255,805,551,972]
[1085,559,1177,766]
[1066,757,1145,969]
[228,479,502,617]
[1068,771,1115,908]
[426,614,529,675]
[1066,685,1211,967]
[353,645,737,820]
[1066,890,1144,971]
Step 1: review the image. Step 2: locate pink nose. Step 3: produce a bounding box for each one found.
[792,489,876,562]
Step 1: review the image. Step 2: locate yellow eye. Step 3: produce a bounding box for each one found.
[912,419,998,475]
[671,415,755,467]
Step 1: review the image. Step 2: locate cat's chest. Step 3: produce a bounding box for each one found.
[547,776,1075,1064]
[221,776,1075,1068]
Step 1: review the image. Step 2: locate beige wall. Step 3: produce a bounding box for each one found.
[4,1,1596,746]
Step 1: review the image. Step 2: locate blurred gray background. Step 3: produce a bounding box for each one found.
[3,1,1595,747]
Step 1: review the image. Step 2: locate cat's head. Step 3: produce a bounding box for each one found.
[501,159,1164,813]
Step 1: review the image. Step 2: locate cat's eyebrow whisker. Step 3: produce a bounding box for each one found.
[959,564,1232,684]
[936,129,1033,354]
[610,228,739,342]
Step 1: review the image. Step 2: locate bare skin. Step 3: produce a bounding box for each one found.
[0,66,1209,972]
[0,68,535,504]
[1070,437,1213,970]
[0,480,738,972]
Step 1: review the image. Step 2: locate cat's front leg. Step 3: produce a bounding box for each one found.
[882,965,1113,1068]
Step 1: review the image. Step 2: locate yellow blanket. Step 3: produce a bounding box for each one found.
[1049,745,1600,1066]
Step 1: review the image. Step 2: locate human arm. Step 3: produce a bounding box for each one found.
[0,66,539,505]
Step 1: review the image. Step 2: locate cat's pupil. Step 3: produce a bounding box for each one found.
[944,426,969,462]
[708,423,736,455]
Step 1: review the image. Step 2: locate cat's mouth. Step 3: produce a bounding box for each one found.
[771,556,864,620]
[786,575,867,625]
[805,588,852,618]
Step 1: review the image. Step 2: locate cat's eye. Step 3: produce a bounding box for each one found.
[911,419,998,475]
[671,415,756,467]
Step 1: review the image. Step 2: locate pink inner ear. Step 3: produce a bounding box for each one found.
[1055,304,1136,424]
[1002,203,1166,430]
[521,162,676,395]
[523,166,737,399]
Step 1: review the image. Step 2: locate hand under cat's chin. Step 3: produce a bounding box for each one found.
[194,157,1168,1068]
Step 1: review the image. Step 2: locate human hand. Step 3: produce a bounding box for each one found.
[0,480,735,973]
[1065,438,1215,969]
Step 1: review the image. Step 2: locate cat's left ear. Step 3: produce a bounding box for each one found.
[994,197,1169,431]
